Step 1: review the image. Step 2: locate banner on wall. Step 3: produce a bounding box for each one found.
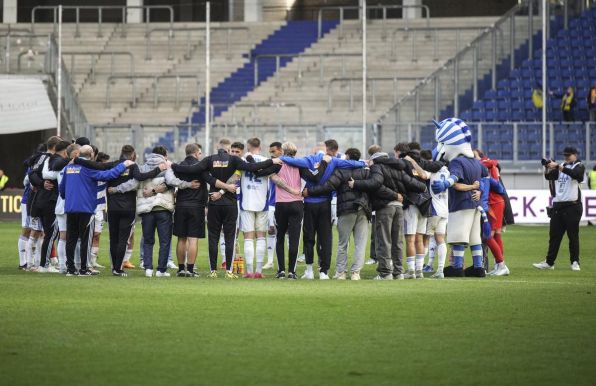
[0,77,57,134]
[0,189,23,220]
[507,189,596,224]
[2,189,596,224]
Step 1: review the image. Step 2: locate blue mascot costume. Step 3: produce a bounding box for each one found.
[431,118,489,277]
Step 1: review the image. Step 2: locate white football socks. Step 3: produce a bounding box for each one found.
[427,236,437,267]
[415,254,424,271]
[436,242,447,273]
[58,238,67,272]
[256,237,266,273]
[18,236,27,266]
[244,239,254,274]
[406,256,415,272]
[266,235,276,264]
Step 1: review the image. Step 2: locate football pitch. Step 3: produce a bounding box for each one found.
[0,221,595,386]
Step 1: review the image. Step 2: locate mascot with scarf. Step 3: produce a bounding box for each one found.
[431,118,489,277]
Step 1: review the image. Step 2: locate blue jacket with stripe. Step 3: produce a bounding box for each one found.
[59,160,126,214]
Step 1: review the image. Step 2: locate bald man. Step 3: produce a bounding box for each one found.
[59,145,134,276]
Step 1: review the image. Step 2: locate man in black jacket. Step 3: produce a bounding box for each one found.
[171,137,280,279]
[172,143,208,277]
[28,136,64,273]
[305,148,399,280]
[350,145,427,280]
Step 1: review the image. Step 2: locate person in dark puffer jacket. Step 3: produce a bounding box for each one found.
[305,148,400,280]
[350,144,427,280]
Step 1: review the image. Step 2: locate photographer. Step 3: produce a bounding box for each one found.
[534,147,585,271]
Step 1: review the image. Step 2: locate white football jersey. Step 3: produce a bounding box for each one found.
[240,153,270,212]
[429,166,450,218]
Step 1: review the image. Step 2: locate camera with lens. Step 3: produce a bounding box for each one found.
[541,158,552,167]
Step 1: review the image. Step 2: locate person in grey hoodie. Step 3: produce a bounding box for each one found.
[111,145,198,277]
[113,145,233,277]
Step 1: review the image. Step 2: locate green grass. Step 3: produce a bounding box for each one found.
[0,221,595,386]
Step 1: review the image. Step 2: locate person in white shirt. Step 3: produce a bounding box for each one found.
[420,149,450,279]
[239,138,272,278]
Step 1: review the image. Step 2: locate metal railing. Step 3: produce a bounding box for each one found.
[327,76,422,112]
[105,74,199,108]
[1,32,49,73]
[390,26,490,62]
[378,0,592,130]
[31,5,174,38]
[317,4,431,39]
[44,36,88,138]
[187,101,304,125]
[378,0,535,128]
[253,52,362,87]
[18,51,135,82]
[145,26,249,60]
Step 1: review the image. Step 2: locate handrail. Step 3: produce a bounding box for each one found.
[389,26,489,61]
[327,76,422,112]
[233,102,303,124]
[1,32,50,73]
[145,26,250,61]
[377,0,528,125]
[253,52,362,87]
[18,51,135,82]
[105,74,199,108]
[31,5,174,38]
[44,36,88,139]
[317,4,431,39]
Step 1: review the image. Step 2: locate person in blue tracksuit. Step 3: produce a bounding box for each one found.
[280,139,365,279]
[59,145,133,276]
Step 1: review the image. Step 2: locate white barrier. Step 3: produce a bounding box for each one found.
[508,189,596,224]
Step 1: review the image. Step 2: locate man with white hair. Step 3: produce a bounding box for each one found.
[59,145,134,276]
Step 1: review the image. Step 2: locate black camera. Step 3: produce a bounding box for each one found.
[541,158,552,166]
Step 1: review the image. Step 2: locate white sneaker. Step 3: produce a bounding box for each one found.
[301,270,314,280]
[403,270,416,279]
[394,274,404,280]
[487,264,499,276]
[145,269,153,277]
[494,263,510,276]
[415,270,424,279]
[156,271,171,277]
[297,254,305,263]
[262,261,274,270]
[351,271,361,281]
[47,265,60,273]
[373,274,393,280]
[37,266,48,273]
[365,259,377,265]
[571,261,581,271]
[430,271,444,279]
[93,262,106,269]
[50,257,59,268]
[319,272,330,280]
[533,261,554,270]
[333,271,346,280]
[139,261,145,269]
[167,261,177,269]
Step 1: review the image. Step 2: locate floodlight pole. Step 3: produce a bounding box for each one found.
[541,0,547,158]
[205,1,211,152]
[57,4,62,137]
[361,0,367,150]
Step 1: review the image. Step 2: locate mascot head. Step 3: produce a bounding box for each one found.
[432,118,474,162]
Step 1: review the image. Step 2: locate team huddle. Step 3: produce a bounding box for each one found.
[16,118,511,280]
